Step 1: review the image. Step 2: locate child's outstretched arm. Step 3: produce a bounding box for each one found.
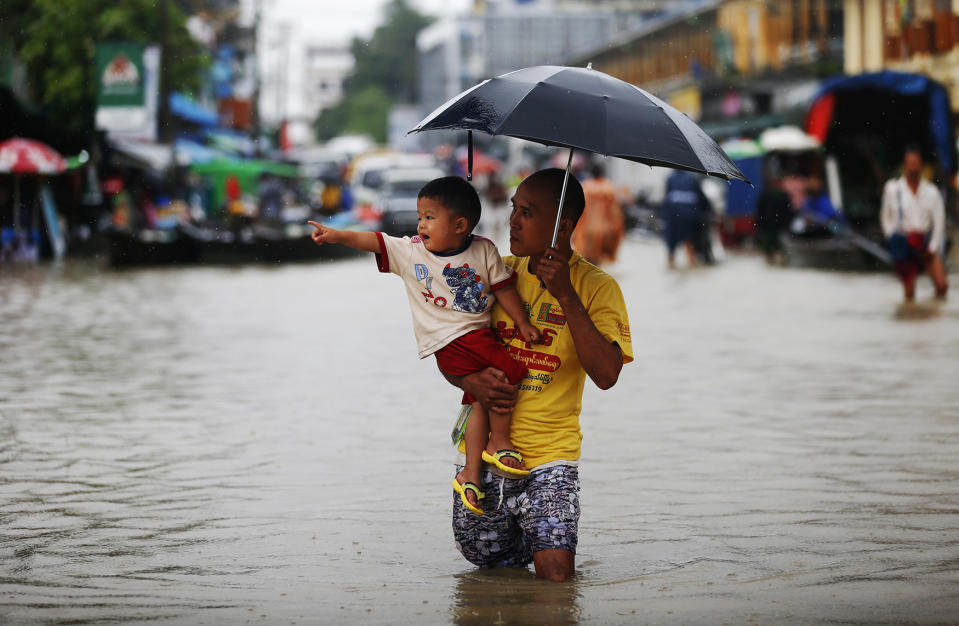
[496,284,541,344]
[308,221,379,253]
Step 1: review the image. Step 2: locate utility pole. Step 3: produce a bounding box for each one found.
[280,22,291,131]
[251,0,263,156]
[157,0,172,143]
[274,22,292,133]
[157,0,176,189]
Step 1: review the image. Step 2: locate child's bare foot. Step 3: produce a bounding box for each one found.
[454,469,484,514]
[487,434,525,467]
[455,469,481,506]
[482,435,530,476]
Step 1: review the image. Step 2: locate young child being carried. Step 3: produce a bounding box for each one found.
[308,176,540,515]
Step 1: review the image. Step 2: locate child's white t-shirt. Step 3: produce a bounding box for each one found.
[374,233,516,358]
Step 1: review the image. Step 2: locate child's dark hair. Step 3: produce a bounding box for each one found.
[418,176,482,230]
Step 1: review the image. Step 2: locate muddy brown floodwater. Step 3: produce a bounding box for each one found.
[1,236,958,624]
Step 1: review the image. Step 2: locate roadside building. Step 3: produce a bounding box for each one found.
[303,44,353,125]
[560,1,842,213]
[571,0,843,137]
[415,0,640,151]
[845,0,959,108]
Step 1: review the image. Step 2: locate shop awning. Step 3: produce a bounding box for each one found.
[170,91,220,127]
[109,139,191,171]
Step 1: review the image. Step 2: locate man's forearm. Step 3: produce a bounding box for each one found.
[437,363,517,413]
[556,291,623,389]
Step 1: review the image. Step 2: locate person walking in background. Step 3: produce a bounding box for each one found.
[754,175,793,264]
[880,146,948,302]
[572,163,624,265]
[257,173,284,219]
[660,169,710,268]
[480,173,510,247]
[693,177,716,265]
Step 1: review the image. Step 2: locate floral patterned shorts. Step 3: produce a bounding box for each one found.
[452,465,580,568]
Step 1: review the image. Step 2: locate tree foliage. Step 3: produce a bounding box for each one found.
[0,0,208,143]
[314,0,432,143]
[316,85,393,144]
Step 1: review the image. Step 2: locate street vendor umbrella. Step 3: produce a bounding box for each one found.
[0,137,67,230]
[0,137,66,174]
[410,64,748,245]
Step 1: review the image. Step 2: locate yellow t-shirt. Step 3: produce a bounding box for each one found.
[458,252,633,468]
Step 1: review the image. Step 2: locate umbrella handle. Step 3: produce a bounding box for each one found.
[467,131,473,181]
[550,148,574,248]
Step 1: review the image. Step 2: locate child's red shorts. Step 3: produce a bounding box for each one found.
[434,328,528,405]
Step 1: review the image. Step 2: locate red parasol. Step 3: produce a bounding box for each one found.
[0,137,67,174]
[0,138,67,233]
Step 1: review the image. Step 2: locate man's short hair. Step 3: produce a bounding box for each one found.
[418,176,481,230]
[524,168,585,226]
[903,143,923,160]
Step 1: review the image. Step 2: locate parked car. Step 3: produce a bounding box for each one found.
[348,151,438,210]
[375,167,446,236]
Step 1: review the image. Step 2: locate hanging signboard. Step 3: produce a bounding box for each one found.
[95,43,159,140]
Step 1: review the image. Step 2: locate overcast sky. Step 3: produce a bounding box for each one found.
[249,0,469,45]
[244,0,470,123]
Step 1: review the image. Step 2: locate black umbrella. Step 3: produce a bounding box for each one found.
[410,64,748,245]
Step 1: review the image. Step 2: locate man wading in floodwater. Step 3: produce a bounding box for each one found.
[881,146,949,302]
[442,168,633,581]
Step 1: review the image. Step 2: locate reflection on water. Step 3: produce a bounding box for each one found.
[451,570,582,625]
[1,238,958,624]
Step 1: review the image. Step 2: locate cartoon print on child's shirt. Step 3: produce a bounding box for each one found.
[414,263,433,290]
[414,263,447,308]
[442,263,487,313]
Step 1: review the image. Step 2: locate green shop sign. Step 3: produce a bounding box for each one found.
[96,43,145,107]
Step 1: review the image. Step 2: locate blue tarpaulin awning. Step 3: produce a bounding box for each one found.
[174,138,228,164]
[169,92,219,127]
[805,71,955,175]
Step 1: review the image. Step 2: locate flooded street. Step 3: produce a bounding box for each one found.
[1,236,958,624]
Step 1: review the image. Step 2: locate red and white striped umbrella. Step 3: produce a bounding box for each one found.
[0,137,67,175]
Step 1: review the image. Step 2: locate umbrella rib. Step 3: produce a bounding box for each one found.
[410,80,491,132]
[489,75,556,136]
[626,84,709,175]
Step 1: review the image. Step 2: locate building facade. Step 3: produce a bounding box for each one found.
[845,0,959,105]
[570,0,843,138]
[416,0,636,118]
[302,44,353,122]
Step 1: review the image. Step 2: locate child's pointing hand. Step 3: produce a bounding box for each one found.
[308,220,337,246]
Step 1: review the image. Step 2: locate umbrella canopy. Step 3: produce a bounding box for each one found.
[0,137,67,175]
[410,65,747,183]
